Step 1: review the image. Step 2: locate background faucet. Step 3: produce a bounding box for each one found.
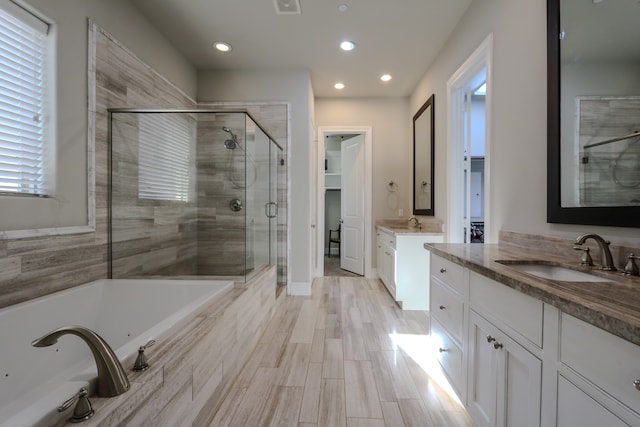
[574,233,616,271]
[408,217,421,229]
[32,326,130,397]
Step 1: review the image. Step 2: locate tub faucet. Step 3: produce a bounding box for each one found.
[573,233,616,271]
[32,326,130,397]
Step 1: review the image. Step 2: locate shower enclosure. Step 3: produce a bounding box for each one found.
[108,110,283,284]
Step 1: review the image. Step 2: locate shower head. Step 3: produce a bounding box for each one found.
[222,127,239,149]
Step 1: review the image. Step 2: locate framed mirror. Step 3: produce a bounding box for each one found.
[547,0,640,227]
[413,95,435,216]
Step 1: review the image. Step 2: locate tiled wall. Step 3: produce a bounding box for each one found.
[0,22,289,308]
[578,97,640,206]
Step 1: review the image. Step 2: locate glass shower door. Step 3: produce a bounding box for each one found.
[245,116,271,280]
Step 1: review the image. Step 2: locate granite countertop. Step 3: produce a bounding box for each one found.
[425,243,640,346]
[376,219,444,236]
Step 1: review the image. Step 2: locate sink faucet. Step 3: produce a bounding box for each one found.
[32,326,130,397]
[408,217,421,230]
[573,233,616,271]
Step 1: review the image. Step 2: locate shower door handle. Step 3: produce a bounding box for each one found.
[265,202,278,218]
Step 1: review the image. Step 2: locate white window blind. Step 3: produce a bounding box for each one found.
[138,114,194,202]
[0,1,50,196]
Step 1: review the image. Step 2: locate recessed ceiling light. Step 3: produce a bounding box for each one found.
[340,41,355,51]
[338,4,348,12]
[334,83,345,90]
[380,74,392,82]
[214,42,232,52]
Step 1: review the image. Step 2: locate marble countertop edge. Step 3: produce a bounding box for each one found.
[425,243,640,346]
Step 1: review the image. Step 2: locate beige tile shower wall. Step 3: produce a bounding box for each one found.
[196,113,247,275]
[0,23,198,309]
[97,24,198,278]
[110,112,200,278]
[199,102,289,287]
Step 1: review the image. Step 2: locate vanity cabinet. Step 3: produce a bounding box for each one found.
[430,255,468,398]
[377,226,444,310]
[429,252,640,427]
[467,309,541,427]
[556,314,640,426]
[376,228,396,299]
[467,272,543,427]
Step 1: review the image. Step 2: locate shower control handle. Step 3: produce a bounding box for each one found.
[230,199,243,212]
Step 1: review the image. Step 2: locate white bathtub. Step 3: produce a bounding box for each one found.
[0,278,233,427]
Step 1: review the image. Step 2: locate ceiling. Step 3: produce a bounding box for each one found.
[130,0,472,98]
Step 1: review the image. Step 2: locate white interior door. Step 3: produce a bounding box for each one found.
[463,87,473,243]
[447,33,492,243]
[340,134,364,275]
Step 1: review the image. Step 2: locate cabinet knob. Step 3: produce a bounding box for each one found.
[634,380,640,391]
[493,342,503,350]
[438,347,448,353]
[440,268,446,273]
[486,335,496,343]
[439,305,446,310]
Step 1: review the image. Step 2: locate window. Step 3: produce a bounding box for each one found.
[0,1,52,196]
[138,113,194,202]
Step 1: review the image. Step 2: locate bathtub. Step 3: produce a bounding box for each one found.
[0,278,233,427]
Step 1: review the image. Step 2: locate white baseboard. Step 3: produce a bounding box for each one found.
[288,281,311,296]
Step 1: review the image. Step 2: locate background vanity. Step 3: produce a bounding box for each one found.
[375,220,443,310]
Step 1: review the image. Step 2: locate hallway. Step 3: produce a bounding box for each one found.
[210,276,474,426]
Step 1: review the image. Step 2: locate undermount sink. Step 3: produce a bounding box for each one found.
[495,261,613,283]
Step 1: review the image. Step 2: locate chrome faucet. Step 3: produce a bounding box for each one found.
[32,326,130,397]
[573,233,616,271]
[408,217,421,230]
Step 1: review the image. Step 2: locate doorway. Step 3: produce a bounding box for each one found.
[447,34,493,243]
[316,127,372,278]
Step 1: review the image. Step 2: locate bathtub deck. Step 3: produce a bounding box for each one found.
[210,276,474,427]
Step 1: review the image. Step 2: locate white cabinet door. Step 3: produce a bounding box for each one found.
[557,376,629,427]
[497,328,541,427]
[468,310,500,427]
[376,237,386,285]
[468,310,542,427]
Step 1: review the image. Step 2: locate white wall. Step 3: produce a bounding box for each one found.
[315,97,411,269]
[1,0,197,232]
[410,0,640,244]
[198,69,314,288]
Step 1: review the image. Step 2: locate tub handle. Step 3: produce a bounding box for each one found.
[58,387,94,423]
[133,339,156,372]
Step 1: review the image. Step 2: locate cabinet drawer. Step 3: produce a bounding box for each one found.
[431,279,464,343]
[561,313,640,414]
[376,229,396,249]
[431,255,466,295]
[469,271,543,348]
[431,317,464,395]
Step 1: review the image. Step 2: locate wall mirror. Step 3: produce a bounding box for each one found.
[413,95,435,216]
[547,0,640,227]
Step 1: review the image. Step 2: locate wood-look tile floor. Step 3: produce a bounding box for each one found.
[210,277,475,427]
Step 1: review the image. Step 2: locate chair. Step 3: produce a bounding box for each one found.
[328,224,341,258]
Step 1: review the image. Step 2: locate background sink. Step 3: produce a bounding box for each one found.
[495,261,613,282]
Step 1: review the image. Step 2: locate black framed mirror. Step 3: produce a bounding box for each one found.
[413,95,435,216]
[547,0,640,227]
